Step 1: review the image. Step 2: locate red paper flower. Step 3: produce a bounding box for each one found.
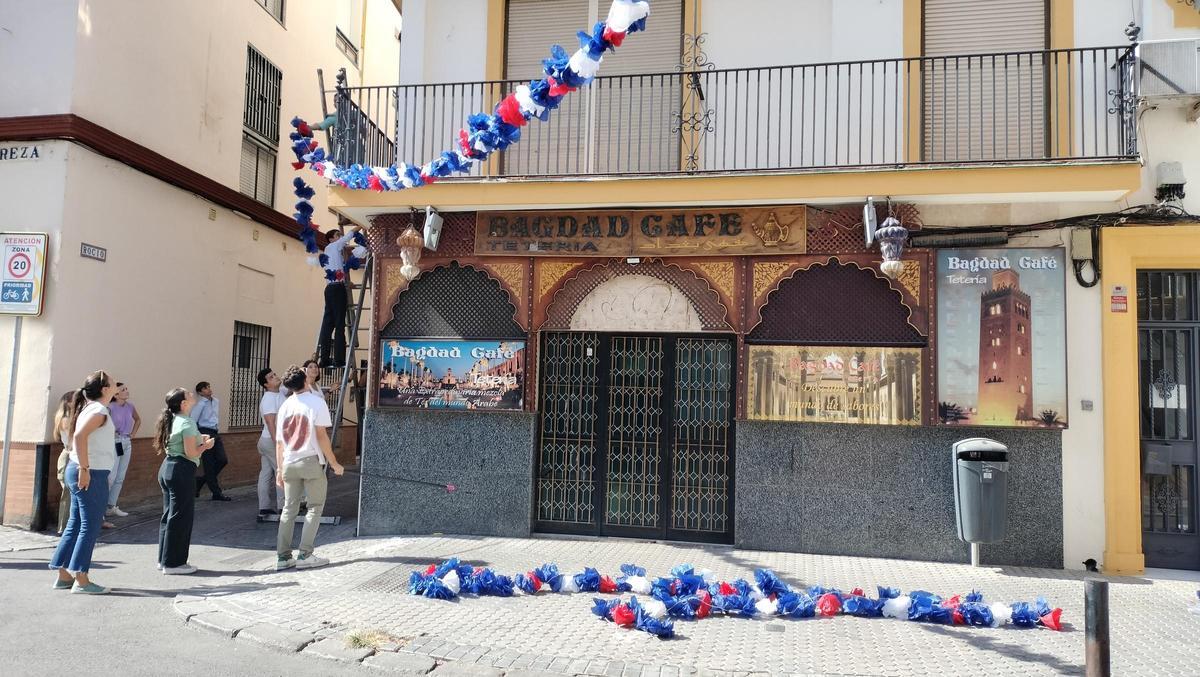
[424,564,437,575]
[308,140,319,151]
[952,609,965,625]
[496,95,528,127]
[291,161,306,170]
[297,121,312,137]
[816,593,842,616]
[599,576,617,593]
[528,573,542,592]
[367,174,383,192]
[420,173,437,185]
[718,582,736,596]
[851,587,864,597]
[547,77,575,97]
[612,604,635,627]
[697,590,712,619]
[602,26,626,47]
[1040,608,1063,631]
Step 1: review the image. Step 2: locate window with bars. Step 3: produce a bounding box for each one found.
[241,45,281,206]
[229,321,272,428]
[253,0,284,23]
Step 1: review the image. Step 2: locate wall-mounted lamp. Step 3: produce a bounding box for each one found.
[397,225,424,281]
[423,206,443,250]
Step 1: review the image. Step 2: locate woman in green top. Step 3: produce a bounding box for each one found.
[152,388,214,575]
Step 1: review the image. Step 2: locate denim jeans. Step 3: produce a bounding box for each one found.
[108,434,132,507]
[49,463,110,573]
[257,437,282,511]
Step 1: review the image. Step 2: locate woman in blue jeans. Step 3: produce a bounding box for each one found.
[50,370,118,594]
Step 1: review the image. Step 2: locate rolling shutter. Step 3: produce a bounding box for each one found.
[503,0,682,175]
[923,0,1048,161]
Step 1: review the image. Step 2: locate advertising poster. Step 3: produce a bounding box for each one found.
[746,345,923,425]
[937,248,1067,428]
[378,339,525,411]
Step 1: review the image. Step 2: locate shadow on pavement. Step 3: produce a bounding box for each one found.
[917,623,1084,675]
[995,566,1152,586]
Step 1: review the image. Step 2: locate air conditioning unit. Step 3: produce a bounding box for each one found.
[1139,38,1200,99]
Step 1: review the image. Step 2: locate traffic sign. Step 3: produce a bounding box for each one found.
[0,233,48,316]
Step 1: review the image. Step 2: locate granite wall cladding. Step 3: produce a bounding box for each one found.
[359,408,537,537]
[735,422,1063,568]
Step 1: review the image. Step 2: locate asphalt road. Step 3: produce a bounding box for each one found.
[0,472,365,677]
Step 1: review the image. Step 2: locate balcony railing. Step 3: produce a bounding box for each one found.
[329,45,1138,179]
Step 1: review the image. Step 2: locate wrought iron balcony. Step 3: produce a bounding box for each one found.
[328,45,1138,180]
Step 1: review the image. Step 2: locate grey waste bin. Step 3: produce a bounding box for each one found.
[952,438,1009,544]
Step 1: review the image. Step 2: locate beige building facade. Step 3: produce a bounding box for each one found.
[0,0,401,526]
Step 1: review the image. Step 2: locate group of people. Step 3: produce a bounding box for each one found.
[49,361,346,594]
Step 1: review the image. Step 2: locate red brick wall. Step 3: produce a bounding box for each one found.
[4,425,357,529]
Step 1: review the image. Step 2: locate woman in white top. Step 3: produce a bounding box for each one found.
[49,370,118,594]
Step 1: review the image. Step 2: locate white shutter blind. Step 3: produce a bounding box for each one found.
[923,0,1047,161]
[239,137,259,197]
[502,0,682,175]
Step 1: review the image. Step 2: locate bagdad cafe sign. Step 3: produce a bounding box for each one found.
[476,206,807,256]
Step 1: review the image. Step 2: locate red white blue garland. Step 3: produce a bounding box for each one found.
[286,0,651,267]
[408,559,1065,639]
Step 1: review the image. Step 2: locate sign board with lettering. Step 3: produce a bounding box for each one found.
[0,144,45,162]
[936,248,1067,428]
[745,345,923,425]
[378,339,525,411]
[80,242,107,262]
[1,232,49,316]
[475,206,807,256]
[1110,284,1128,313]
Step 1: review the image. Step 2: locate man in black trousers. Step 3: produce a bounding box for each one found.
[192,381,230,501]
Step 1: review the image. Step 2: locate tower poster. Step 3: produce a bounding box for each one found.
[936,248,1067,428]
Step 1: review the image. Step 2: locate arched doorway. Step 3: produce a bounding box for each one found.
[534,260,735,542]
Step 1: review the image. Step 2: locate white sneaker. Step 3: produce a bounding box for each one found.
[107,506,129,517]
[162,564,198,575]
[156,563,163,571]
[295,553,329,569]
[276,556,296,571]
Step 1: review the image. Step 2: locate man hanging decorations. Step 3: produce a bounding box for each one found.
[316,224,367,368]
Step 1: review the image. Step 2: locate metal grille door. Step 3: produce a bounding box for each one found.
[535,332,734,542]
[605,336,667,530]
[1137,270,1199,570]
[535,333,601,525]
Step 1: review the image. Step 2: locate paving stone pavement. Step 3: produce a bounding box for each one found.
[171,533,1200,676]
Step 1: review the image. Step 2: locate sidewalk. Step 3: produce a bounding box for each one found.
[177,531,1200,676]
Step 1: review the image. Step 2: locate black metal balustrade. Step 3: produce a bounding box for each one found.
[329,45,1138,178]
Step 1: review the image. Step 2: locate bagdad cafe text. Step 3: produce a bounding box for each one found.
[476,206,807,256]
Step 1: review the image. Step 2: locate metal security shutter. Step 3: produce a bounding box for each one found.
[592,0,682,173]
[923,0,1047,161]
[502,0,682,175]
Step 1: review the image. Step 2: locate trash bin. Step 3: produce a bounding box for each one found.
[952,438,1009,544]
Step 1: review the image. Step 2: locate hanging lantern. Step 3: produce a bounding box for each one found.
[875,216,909,279]
[397,225,424,280]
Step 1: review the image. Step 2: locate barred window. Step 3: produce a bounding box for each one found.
[243,45,282,145]
[229,321,272,428]
[239,134,276,206]
[253,0,284,24]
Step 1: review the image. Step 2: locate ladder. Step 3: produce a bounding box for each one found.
[307,255,372,452]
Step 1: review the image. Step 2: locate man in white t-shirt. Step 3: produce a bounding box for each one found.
[274,365,344,570]
[256,367,288,517]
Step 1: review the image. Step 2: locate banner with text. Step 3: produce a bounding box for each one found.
[937,248,1067,428]
[746,345,923,425]
[379,339,525,411]
[476,206,807,256]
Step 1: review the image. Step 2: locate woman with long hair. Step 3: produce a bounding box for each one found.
[49,370,118,594]
[52,391,74,534]
[302,359,339,398]
[153,388,213,575]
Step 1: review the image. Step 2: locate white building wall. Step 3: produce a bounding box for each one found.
[398,0,489,85]
[0,1,78,118]
[0,140,329,441]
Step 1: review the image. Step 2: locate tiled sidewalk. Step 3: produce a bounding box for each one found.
[175,534,1200,676]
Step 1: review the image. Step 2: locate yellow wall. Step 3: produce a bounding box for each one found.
[1101,224,1200,574]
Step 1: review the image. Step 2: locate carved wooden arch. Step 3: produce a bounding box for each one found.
[380,260,526,337]
[541,258,732,331]
[747,257,927,342]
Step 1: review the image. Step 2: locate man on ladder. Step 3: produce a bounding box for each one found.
[317,225,362,368]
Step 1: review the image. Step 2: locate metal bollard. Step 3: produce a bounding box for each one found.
[1085,578,1110,677]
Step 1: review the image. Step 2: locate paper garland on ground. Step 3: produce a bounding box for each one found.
[408,559,1065,640]
[285,1,650,263]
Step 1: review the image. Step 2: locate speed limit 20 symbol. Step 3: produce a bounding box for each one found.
[7,252,31,279]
